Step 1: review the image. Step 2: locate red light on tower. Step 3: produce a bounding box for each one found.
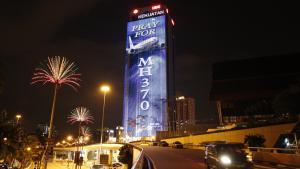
[133,9,139,14]
[152,4,161,10]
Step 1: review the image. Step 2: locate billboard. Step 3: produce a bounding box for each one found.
[123,15,167,139]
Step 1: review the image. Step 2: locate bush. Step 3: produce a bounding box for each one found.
[244,134,266,147]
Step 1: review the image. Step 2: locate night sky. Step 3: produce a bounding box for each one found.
[0,1,299,136]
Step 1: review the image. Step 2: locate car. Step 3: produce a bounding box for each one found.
[172,141,183,149]
[159,141,169,147]
[205,142,253,169]
[152,141,159,146]
[0,163,9,169]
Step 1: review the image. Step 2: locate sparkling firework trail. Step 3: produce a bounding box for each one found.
[68,107,94,124]
[81,126,92,137]
[31,56,81,90]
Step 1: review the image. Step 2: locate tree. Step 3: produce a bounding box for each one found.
[0,115,41,169]
[244,134,266,147]
[273,83,300,118]
[0,117,21,164]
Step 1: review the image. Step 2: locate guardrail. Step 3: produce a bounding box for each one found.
[128,144,156,169]
[249,147,299,154]
[249,147,300,167]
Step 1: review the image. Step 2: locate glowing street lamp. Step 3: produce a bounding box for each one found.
[15,114,22,124]
[100,85,110,93]
[26,147,31,152]
[99,84,110,159]
[67,135,73,141]
[84,136,90,142]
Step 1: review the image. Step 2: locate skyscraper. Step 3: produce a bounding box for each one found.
[175,96,196,131]
[123,4,175,140]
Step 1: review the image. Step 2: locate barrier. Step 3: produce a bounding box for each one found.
[129,144,156,169]
[130,144,143,169]
[161,123,296,147]
[250,147,300,167]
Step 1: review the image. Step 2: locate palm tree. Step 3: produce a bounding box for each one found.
[31,56,81,139]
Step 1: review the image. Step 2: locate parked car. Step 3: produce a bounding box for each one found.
[0,163,9,169]
[205,142,253,169]
[159,141,169,147]
[152,141,159,146]
[172,141,183,149]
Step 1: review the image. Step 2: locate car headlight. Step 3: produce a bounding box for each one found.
[246,154,252,162]
[220,155,232,165]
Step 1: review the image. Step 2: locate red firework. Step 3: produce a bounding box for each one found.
[31,56,81,90]
[68,107,94,124]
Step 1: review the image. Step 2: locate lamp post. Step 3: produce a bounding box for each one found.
[99,85,110,161]
[15,114,22,125]
[67,135,73,142]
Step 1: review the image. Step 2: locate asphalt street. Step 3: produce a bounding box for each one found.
[28,161,90,169]
[142,146,297,169]
[143,146,206,169]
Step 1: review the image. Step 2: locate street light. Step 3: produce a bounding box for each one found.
[15,114,22,125]
[99,84,110,159]
[67,135,73,141]
[26,147,31,152]
[84,136,90,142]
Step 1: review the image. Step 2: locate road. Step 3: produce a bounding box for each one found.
[27,161,90,169]
[143,146,206,169]
[142,146,297,169]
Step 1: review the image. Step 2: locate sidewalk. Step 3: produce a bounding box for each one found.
[47,161,90,169]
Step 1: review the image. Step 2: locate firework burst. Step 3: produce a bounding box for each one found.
[81,126,92,137]
[31,56,81,90]
[68,107,94,124]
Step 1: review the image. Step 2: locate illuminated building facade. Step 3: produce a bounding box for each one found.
[123,4,175,140]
